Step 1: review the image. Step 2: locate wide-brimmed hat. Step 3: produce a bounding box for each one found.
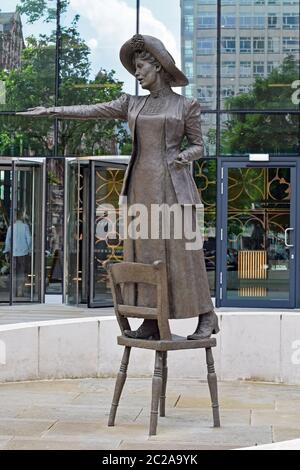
[119,34,189,87]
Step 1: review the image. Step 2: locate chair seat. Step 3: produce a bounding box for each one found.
[117,334,216,351]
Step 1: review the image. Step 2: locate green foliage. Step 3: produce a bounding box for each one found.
[0,33,56,110]
[17,0,69,23]
[119,139,133,156]
[221,55,299,155]
[225,55,299,112]
[0,3,130,157]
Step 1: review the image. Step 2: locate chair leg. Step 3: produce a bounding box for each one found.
[205,347,220,428]
[149,351,163,436]
[160,352,168,417]
[108,346,131,427]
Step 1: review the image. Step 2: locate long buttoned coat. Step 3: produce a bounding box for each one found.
[53,90,204,206]
[54,91,214,318]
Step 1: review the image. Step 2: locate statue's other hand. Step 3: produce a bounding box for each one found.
[16,106,51,116]
[174,156,189,167]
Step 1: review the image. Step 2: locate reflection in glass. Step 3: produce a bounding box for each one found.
[201,113,217,157]
[92,166,125,305]
[226,166,292,300]
[65,160,82,305]
[46,159,64,294]
[181,0,299,110]
[57,116,129,157]
[0,168,11,302]
[65,161,126,306]
[181,0,217,108]
[193,159,216,295]
[17,163,43,302]
[10,207,32,301]
[0,161,44,303]
[58,5,130,156]
[65,159,85,305]
[0,116,54,157]
[221,0,300,110]
[0,1,56,112]
[220,113,299,155]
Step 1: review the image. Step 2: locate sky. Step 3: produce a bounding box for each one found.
[1,0,181,94]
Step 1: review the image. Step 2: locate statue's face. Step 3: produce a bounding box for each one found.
[134,58,161,90]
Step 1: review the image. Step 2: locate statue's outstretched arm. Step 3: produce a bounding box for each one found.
[16,93,130,120]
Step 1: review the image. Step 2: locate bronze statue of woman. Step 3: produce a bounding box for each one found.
[18,34,219,340]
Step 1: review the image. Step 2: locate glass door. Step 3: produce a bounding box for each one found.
[13,159,45,303]
[64,158,82,305]
[65,158,91,305]
[0,158,45,304]
[65,157,127,307]
[219,161,296,308]
[89,161,127,307]
[0,165,12,303]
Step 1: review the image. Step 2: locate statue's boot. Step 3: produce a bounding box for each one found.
[124,319,160,340]
[187,311,220,340]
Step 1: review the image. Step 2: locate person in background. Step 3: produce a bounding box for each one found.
[3,210,32,297]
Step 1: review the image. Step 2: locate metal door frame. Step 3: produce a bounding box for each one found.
[63,157,129,307]
[0,157,46,305]
[63,158,81,306]
[216,157,298,309]
[88,159,128,308]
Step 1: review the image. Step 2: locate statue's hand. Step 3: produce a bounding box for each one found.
[174,156,189,167]
[16,106,51,117]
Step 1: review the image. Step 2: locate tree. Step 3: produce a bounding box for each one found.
[0,29,57,155]
[16,0,69,24]
[221,55,299,155]
[0,0,130,156]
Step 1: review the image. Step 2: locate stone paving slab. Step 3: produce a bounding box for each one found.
[0,391,80,406]
[0,378,299,450]
[2,437,121,450]
[71,391,178,408]
[16,405,138,422]
[118,440,234,450]
[240,439,300,450]
[0,438,13,450]
[43,421,148,442]
[0,380,86,392]
[0,418,56,438]
[273,428,300,443]
[177,396,275,410]
[251,410,300,429]
[0,305,114,325]
[149,423,272,447]
[0,407,27,419]
[275,399,300,412]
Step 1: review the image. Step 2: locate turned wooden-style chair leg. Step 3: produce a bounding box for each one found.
[149,351,163,436]
[160,352,168,417]
[205,347,220,427]
[108,346,131,427]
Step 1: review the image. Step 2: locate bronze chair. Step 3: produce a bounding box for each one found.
[105,260,220,436]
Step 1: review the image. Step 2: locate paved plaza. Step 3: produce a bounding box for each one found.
[0,378,300,450]
[0,304,114,325]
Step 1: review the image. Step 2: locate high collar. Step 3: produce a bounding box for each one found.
[149,87,173,99]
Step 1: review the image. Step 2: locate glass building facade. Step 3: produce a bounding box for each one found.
[0,1,299,308]
[182,0,300,308]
